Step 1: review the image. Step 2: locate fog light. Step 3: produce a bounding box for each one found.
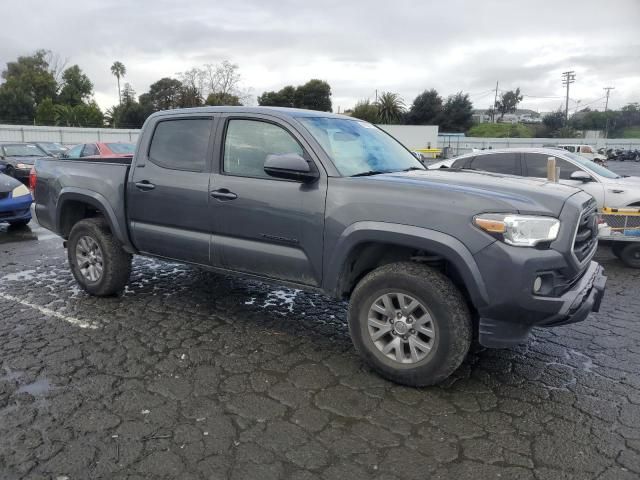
[533,276,543,293]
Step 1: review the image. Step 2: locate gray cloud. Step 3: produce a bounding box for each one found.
[2,0,639,113]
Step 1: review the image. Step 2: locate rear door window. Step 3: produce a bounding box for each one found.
[81,144,99,157]
[467,153,520,175]
[149,118,212,171]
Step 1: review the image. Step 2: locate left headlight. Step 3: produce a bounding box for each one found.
[474,213,560,247]
[12,184,30,198]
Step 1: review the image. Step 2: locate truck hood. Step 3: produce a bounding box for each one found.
[608,175,640,186]
[367,169,581,216]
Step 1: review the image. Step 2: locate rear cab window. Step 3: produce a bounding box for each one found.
[148,118,212,171]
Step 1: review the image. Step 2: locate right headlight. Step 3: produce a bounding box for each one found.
[11,183,31,198]
[474,213,560,247]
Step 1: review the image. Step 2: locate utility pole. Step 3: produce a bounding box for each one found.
[603,86,615,139]
[492,81,499,123]
[561,71,576,125]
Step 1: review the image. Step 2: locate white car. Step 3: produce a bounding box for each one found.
[438,148,640,209]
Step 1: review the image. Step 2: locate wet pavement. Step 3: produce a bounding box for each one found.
[1,195,640,479]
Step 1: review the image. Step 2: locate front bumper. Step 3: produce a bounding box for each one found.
[474,240,607,348]
[0,194,33,224]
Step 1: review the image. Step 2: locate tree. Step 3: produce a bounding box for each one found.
[295,79,332,111]
[257,85,297,107]
[54,102,103,127]
[205,92,242,106]
[139,77,183,111]
[375,92,405,124]
[58,65,94,106]
[496,88,523,121]
[439,92,473,132]
[121,83,137,105]
[350,99,379,123]
[203,60,241,96]
[0,50,57,123]
[405,89,442,125]
[110,61,126,104]
[542,110,565,133]
[35,97,56,125]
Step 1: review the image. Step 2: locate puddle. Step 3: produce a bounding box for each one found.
[17,378,53,396]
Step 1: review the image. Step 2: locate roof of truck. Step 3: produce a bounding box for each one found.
[147,106,351,121]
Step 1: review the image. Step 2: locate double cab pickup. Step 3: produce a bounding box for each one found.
[33,107,606,386]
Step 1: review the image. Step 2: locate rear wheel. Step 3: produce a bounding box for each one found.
[611,243,626,259]
[619,243,640,269]
[348,261,472,387]
[67,218,132,296]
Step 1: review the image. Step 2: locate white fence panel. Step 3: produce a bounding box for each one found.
[0,124,140,145]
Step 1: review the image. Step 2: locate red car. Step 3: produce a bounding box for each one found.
[64,142,135,159]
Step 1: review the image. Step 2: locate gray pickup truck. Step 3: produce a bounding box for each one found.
[33,107,606,386]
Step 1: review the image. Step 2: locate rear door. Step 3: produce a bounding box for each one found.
[127,115,217,264]
[465,152,522,175]
[208,114,327,286]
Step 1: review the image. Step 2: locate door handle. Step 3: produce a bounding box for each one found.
[210,189,238,200]
[135,181,155,191]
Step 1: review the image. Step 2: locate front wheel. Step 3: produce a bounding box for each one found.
[8,219,30,227]
[348,262,472,387]
[68,218,132,296]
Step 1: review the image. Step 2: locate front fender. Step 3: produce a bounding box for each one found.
[323,221,490,308]
[56,188,135,252]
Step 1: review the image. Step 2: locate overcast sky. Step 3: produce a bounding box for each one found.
[2,0,639,114]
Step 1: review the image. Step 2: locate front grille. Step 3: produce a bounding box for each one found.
[573,199,598,262]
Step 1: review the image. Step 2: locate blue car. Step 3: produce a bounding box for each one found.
[0,172,32,226]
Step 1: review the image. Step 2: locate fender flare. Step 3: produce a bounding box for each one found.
[56,188,135,252]
[324,221,489,308]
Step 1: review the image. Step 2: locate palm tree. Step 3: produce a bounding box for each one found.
[110,61,126,104]
[376,92,405,124]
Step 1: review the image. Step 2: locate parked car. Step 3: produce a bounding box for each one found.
[0,143,53,183]
[64,142,135,159]
[32,107,606,386]
[427,158,456,169]
[0,172,32,226]
[442,148,640,209]
[34,141,68,157]
[557,144,607,166]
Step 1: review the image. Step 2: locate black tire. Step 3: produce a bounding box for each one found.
[348,261,472,387]
[67,217,132,296]
[8,219,30,227]
[611,243,625,259]
[619,243,640,269]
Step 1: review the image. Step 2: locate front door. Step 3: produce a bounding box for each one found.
[127,116,215,265]
[209,115,327,286]
[522,152,605,206]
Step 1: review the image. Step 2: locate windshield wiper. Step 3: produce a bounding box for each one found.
[401,167,425,172]
[350,170,391,177]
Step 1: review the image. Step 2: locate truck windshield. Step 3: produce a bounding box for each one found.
[563,152,620,179]
[297,117,424,176]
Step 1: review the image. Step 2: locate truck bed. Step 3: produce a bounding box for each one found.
[33,157,133,248]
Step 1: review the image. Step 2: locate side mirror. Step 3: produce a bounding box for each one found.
[264,153,319,183]
[570,170,593,182]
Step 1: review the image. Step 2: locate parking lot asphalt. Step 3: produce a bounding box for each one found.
[1,161,640,480]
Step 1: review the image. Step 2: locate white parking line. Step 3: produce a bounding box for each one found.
[0,292,98,329]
